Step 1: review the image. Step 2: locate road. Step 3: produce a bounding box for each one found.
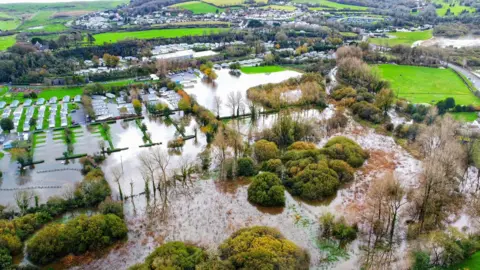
[447,63,480,92]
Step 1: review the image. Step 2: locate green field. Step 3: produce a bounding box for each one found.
[296,0,368,10]
[201,0,267,6]
[433,0,476,16]
[449,112,478,122]
[260,5,296,11]
[378,64,479,106]
[240,65,286,74]
[0,35,16,51]
[171,1,224,14]
[369,30,432,46]
[92,28,229,44]
[0,12,21,31]
[449,251,480,269]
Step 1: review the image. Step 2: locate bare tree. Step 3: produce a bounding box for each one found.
[139,151,157,198]
[111,166,124,201]
[14,190,34,215]
[227,92,236,118]
[213,95,222,118]
[212,127,230,180]
[175,155,196,188]
[151,147,171,198]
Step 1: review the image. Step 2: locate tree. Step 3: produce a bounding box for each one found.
[103,53,120,68]
[219,226,310,269]
[375,89,395,115]
[86,33,96,45]
[254,140,279,162]
[275,31,288,42]
[132,99,142,115]
[213,95,222,118]
[237,157,256,177]
[133,242,206,269]
[248,172,285,206]
[321,136,369,168]
[0,118,14,132]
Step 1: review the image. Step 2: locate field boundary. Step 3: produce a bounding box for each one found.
[450,68,479,96]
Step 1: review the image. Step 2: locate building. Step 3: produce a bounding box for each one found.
[23,99,32,107]
[10,100,19,108]
[36,98,45,105]
[49,97,58,104]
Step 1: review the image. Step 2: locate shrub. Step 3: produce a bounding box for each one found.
[288,163,340,201]
[0,247,12,270]
[248,172,285,207]
[328,160,355,183]
[237,157,256,177]
[26,214,127,265]
[351,101,383,123]
[76,169,111,207]
[321,136,368,168]
[98,199,124,219]
[219,226,310,270]
[133,242,206,270]
[288,141,317,150]
[262,159,283,175]
[331,87,356,100]
[254,140,279,162]
[319,213,357,244]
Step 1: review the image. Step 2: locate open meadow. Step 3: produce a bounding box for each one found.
[260,5,296,11]
[369,30,432,46]
[378,64,479,106]
[296,0,368,10]
[0,35,16,51]
[433,0,476,16]
[201,0,267,6]
[240,65,286,74]
[171,1,224,14]
[92,27,229,44]
[0,12,20,31]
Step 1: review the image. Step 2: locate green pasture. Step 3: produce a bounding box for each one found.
[240,65,287,74]
[369,30,432,46]
[297,0,368,10]
[171,1,224,14]
[378,64,479,106]
[0,35,16,51]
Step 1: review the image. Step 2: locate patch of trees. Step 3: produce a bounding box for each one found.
[26,213,127,265]
[247,73,326,109]
[281,137,367,201]
[434,23,470,37]
[130,226,309,270]
[319,212,358,246]
[336,54,389,93]
[247,172,285,206]
[0,168,112,268]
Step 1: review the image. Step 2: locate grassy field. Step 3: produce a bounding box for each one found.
[171,1,224,14]
[369,30,432,46]
[378,64,479,106]
[240,65,286,74]
[433,0,476,16]
[0,12,21,31]
[260,5,296,11]
[448,252,480,269]
[449,112,478,122]
[201,0,267,6]
[0,35,15,51]
[296,0,368,10]
[93,28,229,44]
[38,87,83,100]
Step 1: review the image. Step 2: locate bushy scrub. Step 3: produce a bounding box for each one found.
[288,141,317,150]
[257,114,315,148]
[331,87,357,101]
[254,140,279,162]
[328,160,355,183]
[248,172,285,207]
[237,157,256,177]
[351,101,383,123]
[75,169,112,207]
[321,136,369,168]
[319,213,357,244]
[261,159,283,175]
[289,163,340,201]
[130,241,206,270]
[219,226,310,270]
[98,199,124,219]
[26,214,127,265]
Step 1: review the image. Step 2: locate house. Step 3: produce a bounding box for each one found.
[62,96,70,103]
[3,140,13,150]
[49,97,58,104]
[0,101,6,109]
[213,64,221,70]
[106,93,116,99]
[23,99,32,107]
[74,95,82,103]
[150,74,159,80]
[10,100,19,108]
[36,98,45,105]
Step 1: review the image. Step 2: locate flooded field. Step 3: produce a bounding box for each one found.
[183,69,302,117]
[420,36,480,48]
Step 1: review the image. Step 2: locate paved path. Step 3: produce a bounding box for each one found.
[447,63,480,91]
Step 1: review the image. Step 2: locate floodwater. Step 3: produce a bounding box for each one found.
[420,35,480,48]
[183,69,302,117]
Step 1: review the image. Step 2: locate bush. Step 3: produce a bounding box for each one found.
[0,247,12,269]
[219,226,310,270]
[289,163,340,201]
[262,159,283,175]
[331,87,357,101]
[254,140,279,162]
[319,213,357,244]
[75,169,111,207]
[328,160,354,183]
[248,172,285,207]
[321,136,368,168]
[237,157,256,177]
[98,199,124,219]
[288,141,317,150]
[132,242,206,270]
[26,214,127,265]
[351,101,383,123]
